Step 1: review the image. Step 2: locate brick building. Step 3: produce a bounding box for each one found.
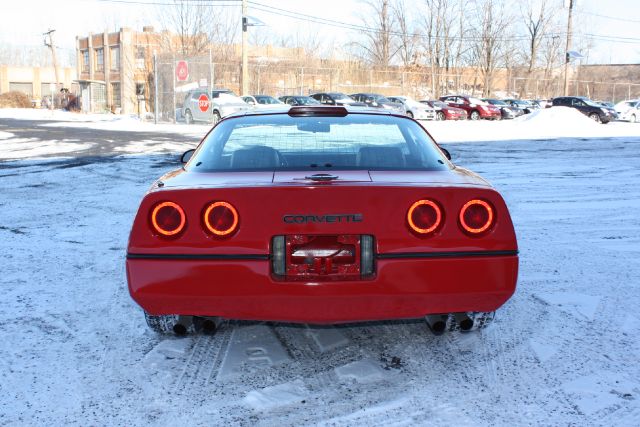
[76,26,164,114]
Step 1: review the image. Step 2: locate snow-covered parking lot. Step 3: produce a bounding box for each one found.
[1,108,640,425]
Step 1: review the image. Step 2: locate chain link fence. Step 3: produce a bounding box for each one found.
[152,54,640,123]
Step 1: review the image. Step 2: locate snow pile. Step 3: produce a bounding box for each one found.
[427,106,640,143]
[0,130,14,139]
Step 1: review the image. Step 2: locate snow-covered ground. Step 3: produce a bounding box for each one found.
[1,109,640,425]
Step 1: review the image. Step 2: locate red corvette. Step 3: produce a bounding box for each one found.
[126,106,518,335]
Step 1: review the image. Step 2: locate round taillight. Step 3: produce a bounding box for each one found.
[459,199,494,235]
[407,199,443,235]
[151,201,186,236]
[203,201,239,236]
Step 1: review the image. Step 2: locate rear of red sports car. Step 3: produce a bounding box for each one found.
[126,106,518,333]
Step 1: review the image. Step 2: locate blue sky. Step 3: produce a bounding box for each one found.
[1,0,639,65]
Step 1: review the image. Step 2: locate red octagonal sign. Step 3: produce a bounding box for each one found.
[176,60,189,82]
[198,94,209,113]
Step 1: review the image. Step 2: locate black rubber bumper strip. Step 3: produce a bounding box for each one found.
[376,250,519,259]
[126,253,269,260]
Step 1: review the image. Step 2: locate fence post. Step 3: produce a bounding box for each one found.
[612,83,616,103]
[172,54,176,123]
[209,47,213,93]
[153,53,158,124]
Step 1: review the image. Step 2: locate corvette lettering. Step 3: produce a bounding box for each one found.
[283,214,363,224]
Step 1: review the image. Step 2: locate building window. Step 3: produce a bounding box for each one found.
[110,47,120,71]
[111,82,121,108]
[136,46,145,69]
[81,50,89,72]
[95,48,104,72]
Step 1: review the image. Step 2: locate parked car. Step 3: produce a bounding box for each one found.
[551,96,617,123]
[420,100,467,121]
[503,99,538,114]
[279,95,321,106]
[211,89,236,98]
[350,93,405,114]
[127,105,518,335]
[309,92,366,106]
[241,95,284,108]
[614,99,640,123]
[439,95,501,120]
[482,98,524,119]
[387,96,436,120]
[598,101,615,109]
[182,90,249,124]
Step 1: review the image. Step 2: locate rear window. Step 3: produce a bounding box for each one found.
[188,113,449,172]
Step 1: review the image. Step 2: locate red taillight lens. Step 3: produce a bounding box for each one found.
[151,201,186,236]
[203,201,239,236]
[407,199,443,235]
[459,199,494,235]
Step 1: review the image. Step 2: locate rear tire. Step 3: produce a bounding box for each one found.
[144,311,180,335]
[469,110,480,120]
[212,110,221,125]
[437,111,446,121]
[406,111,414,119]
[184,110,193,125]
[588,112,601,123]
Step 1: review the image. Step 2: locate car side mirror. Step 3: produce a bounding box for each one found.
[181,148,195,164]
[247,100,255,105]
[371,101,379,107]
[440,147,451,160]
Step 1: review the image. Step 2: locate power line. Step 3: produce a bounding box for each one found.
[247,1,563,42]
[88,0,239,5]
[576,10,640,24]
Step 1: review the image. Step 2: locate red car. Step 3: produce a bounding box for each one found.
[439,95,502,120]
[422,100,468,120]
[126,106,518,336]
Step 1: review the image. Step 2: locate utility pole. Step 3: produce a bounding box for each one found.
[563,0,574,96]
[43,29,61,108]
[241,0,248,96]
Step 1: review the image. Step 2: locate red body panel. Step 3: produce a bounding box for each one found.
[127,167,519,324]
[127,256,518,324]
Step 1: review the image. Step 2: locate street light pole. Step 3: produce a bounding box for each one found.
[563,0,574,96]
[241,0,248,96]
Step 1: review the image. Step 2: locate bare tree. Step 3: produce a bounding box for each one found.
[518,0,555,97]
[420,0,459,97]
[353,0,397,67]
[157,1,240,60]
[393,0,419,67]
[469,0,512,96]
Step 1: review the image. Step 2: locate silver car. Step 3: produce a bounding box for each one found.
[388,96,437,120]
[183,90,249,124]
[614,99,640,123]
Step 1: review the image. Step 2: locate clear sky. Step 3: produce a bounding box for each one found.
[1,0,639,65]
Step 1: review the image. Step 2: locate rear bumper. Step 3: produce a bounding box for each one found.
[127,253,518,324]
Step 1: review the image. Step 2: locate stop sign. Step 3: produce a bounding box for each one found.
[198,94,209,113]
[176,60,189,82]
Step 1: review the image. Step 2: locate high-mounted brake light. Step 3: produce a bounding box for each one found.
[288,106,348,117]
[459,199,494,235]
[407,199,443,235]
[151,201,186,236]
[203,201,239,236]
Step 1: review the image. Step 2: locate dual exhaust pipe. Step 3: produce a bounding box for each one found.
[172,316,222,335]
[425,312,475,335]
